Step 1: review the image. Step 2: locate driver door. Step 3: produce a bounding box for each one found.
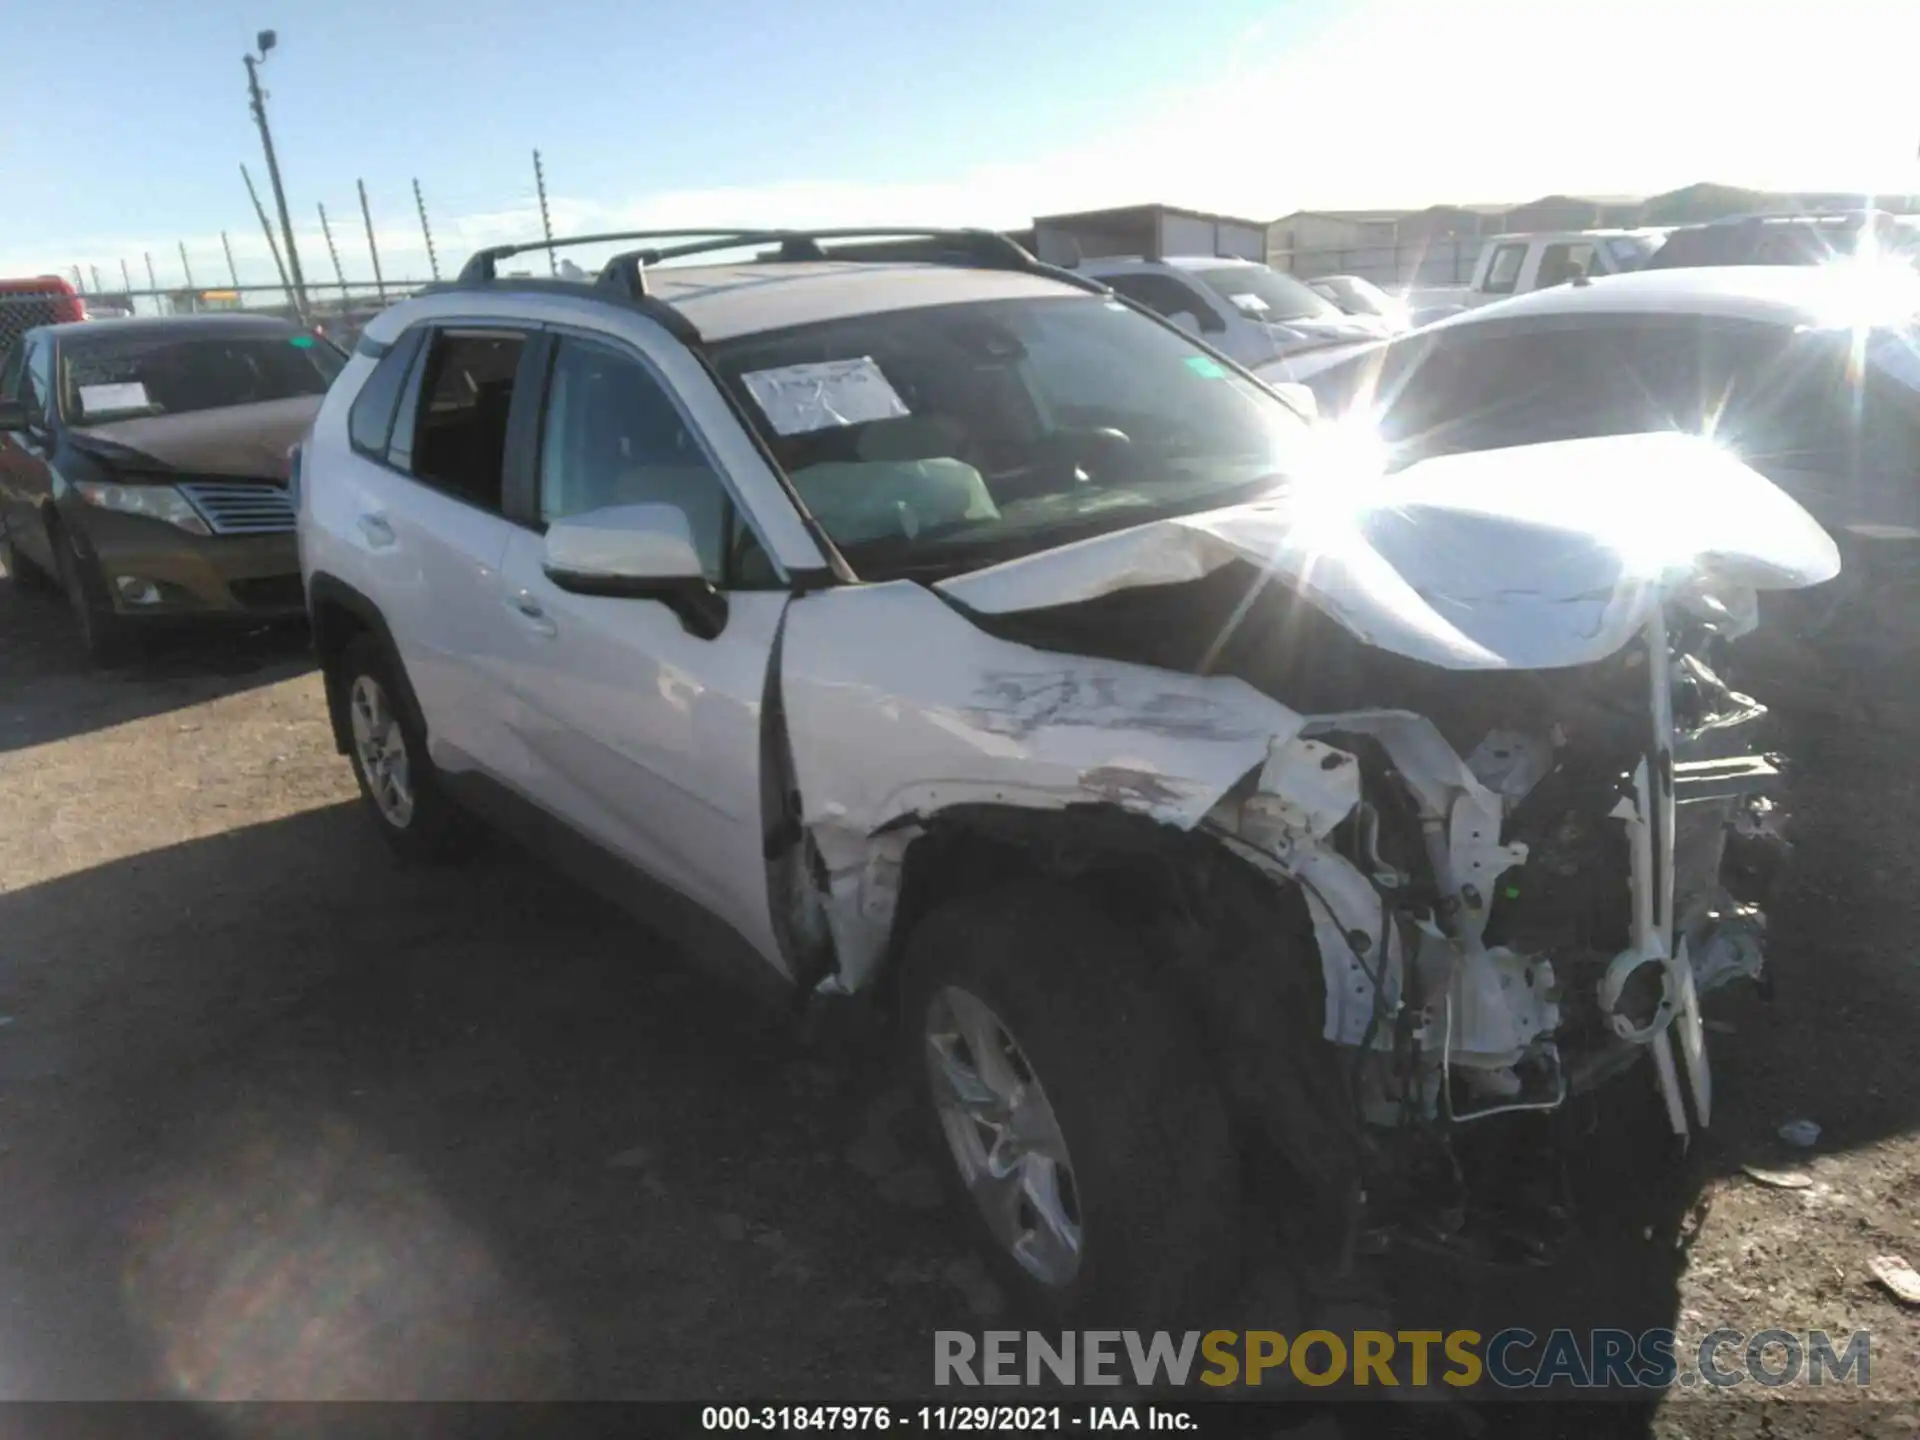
[487,331,792,970]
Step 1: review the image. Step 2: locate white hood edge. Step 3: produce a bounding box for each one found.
[935,432,1842,671]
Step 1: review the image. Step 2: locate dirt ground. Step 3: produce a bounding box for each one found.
[1,561,1916,1435]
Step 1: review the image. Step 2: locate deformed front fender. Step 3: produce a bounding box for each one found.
[778,580,1309,988]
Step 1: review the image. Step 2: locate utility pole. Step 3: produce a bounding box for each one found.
[178,242,196,291]
[120,259,134,308]
[413,178,440,281]
[144,253,158,295]
[533,149,556,274]
[358,179,386,302]
[318,202,349,301]
[244,29,309,317]
[221,231,241,287]
[242,163,297,313]
[70,266,84,292]
[89,265,103,294]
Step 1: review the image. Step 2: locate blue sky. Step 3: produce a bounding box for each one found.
[5,0,1915,288]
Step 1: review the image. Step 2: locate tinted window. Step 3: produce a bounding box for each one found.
[1535,242,1596,286]
[403,331,525,511]
[537,337,732,582]
[1101,273,1226,333]
[1481,244,1527,295]
[348,328,426,460]
[58,330,345,422]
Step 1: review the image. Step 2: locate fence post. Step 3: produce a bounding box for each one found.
[242,163,298,316]
[413,178,440,281]
[358,179,387,303]
[318,202,350,302]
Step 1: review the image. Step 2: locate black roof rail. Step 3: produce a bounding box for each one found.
[590,227,1106,300]
[456,230,774,284]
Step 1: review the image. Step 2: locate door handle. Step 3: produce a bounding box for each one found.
[357,513,396,549]
[509,592,558,637]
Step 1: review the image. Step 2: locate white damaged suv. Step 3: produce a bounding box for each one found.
[297,228,1837,1322]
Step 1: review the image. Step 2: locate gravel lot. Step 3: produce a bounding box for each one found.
[1,560,1915,1434]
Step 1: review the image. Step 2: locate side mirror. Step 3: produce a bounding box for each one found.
[542,503,728,639]
[0,399,28,432]
[1270,382,1320,423]
[1168,311,1202,336]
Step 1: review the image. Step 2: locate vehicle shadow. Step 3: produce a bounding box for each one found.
[0,568,313,754]
[0,802,971,1401]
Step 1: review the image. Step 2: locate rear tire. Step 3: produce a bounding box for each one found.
[338,634,470,862]
[899,882,1241,1326]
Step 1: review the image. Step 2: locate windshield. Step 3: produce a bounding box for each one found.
[711,294,1315,580]
[1192,266,1343,324]
[60,331,345,423]
[1603,235,1661,271]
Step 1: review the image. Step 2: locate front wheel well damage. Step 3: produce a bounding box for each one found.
[869,805,1364,1225]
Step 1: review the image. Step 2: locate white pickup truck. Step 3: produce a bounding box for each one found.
[1408,229,1666,323]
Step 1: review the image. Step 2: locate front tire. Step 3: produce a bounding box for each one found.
[900,883,1240,1326]
[339,634,469,862]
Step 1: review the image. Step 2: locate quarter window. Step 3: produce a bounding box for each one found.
[348,328,426,460]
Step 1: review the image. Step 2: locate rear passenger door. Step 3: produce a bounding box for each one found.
[356,324,541,773]
[488,330,792,960]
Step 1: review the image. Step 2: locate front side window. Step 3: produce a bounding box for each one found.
[58,330,345,423]
[711,294,1314,580]
[400,330,525,511]
[1535,243,1596,286]
[537,336,732,582]
[1192,265,1343,324]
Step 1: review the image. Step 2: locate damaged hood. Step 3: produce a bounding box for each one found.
[71,395,322,480]
[936,433,1841,671]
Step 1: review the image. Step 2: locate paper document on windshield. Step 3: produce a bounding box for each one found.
[77,382,152,415]
[741,356,910,436]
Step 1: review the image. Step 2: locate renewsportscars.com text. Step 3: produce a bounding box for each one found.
[934,1328,1872,1390]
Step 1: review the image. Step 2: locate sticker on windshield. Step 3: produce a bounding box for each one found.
[1228,292,1271,313]
[77,381,152,414]
[288,334,316,349]
[1183,355,1229,379]
[740,356,910,436]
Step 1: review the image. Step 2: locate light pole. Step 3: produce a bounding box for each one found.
[244,28,309,318]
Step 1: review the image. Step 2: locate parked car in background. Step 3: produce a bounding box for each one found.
[1304,273,1412,332]
[1076,255,1391,374]
[299,227,1832,1324]
[1301,264,1920,672]
[1406,229,1665,323]
[1644,209,1920,270]
[0,313,346,661]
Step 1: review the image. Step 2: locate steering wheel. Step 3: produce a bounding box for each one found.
[995,427,1136,504]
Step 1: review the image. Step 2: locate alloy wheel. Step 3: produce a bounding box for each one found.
[349,674,415,829]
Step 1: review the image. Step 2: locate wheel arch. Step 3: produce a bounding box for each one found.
[307,572,424,756]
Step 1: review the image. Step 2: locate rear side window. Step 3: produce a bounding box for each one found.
[348,328,426,460]
[23,339,52,418]
[396,330,526,512]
